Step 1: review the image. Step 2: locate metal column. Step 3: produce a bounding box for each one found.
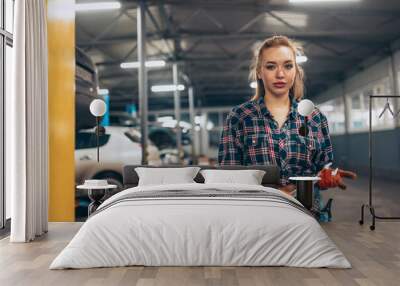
[342,82,351,169]
[173,63,182,164]
[137,0,148,165]
[188,86,197,164]
[218,112,224,128]
[200,112,209,157]
[0,14,4,230]
[0,0,5,229]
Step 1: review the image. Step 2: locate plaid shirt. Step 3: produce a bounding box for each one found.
[218,96,333,185]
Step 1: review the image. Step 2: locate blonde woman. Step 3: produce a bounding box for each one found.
[218,35,356,221]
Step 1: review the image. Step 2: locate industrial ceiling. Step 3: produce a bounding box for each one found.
[76,0,400,111]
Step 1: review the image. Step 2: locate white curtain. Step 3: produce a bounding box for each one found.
[7,0,48,242]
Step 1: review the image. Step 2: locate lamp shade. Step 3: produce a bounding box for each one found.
[89,99,106,117]
[298,99,315,117]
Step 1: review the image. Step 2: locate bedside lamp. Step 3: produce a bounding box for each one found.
[298,99,315,136]
[290,99,318,210]
[89,99,107,162]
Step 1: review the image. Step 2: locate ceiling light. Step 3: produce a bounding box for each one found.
[290,0,360,3]
[98,88,109,95]
[157,116,174,122]
[151,84,185,93]
[157,117,192,129]
[296,55,308,64]
[120,60,166,69]
[75,2,121,12]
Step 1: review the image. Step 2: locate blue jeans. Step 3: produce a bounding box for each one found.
[312,184,332,222]
[294,185,332,222]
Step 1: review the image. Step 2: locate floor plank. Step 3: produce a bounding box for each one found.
[1,176,399,286]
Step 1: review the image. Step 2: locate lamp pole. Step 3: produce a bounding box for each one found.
[96,116,100,162]
[89,99,107,163]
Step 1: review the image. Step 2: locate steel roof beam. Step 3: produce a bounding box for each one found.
[120,1,400,18]
[145,1,400,18]
[78,30,395,47]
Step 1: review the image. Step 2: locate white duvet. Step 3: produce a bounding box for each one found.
[50,183,351,269]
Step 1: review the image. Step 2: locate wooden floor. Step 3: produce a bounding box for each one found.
[1,176,399,286]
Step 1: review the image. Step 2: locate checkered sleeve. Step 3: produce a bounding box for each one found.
[218,110,244,165]
[315,113,334,172]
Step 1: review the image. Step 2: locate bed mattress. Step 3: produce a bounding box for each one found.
[50,183,350,269]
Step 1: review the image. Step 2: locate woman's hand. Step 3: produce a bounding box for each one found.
[317,166,357,190]
[279,184,296,196]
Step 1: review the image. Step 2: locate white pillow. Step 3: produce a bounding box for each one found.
[200,169,266,185]
[135,167,201,186]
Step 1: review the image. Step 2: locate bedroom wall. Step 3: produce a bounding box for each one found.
[47,0,76,221]
[314,39,400,181]
[331,131,400,180]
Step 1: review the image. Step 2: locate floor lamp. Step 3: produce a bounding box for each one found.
[89,99,107,162]
[289,99,318,210]
[298,99,314,136]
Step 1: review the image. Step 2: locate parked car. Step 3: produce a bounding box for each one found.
[109,111,138,127]
[148,126,193,164]
[75,126,161,213]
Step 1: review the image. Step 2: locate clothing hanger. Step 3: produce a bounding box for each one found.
[395,102,400,117]
[378,97,395,118]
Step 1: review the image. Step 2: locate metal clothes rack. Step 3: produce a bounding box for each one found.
[359,95,400,230]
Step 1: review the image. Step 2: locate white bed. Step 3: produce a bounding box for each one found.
[50,183,351,269]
